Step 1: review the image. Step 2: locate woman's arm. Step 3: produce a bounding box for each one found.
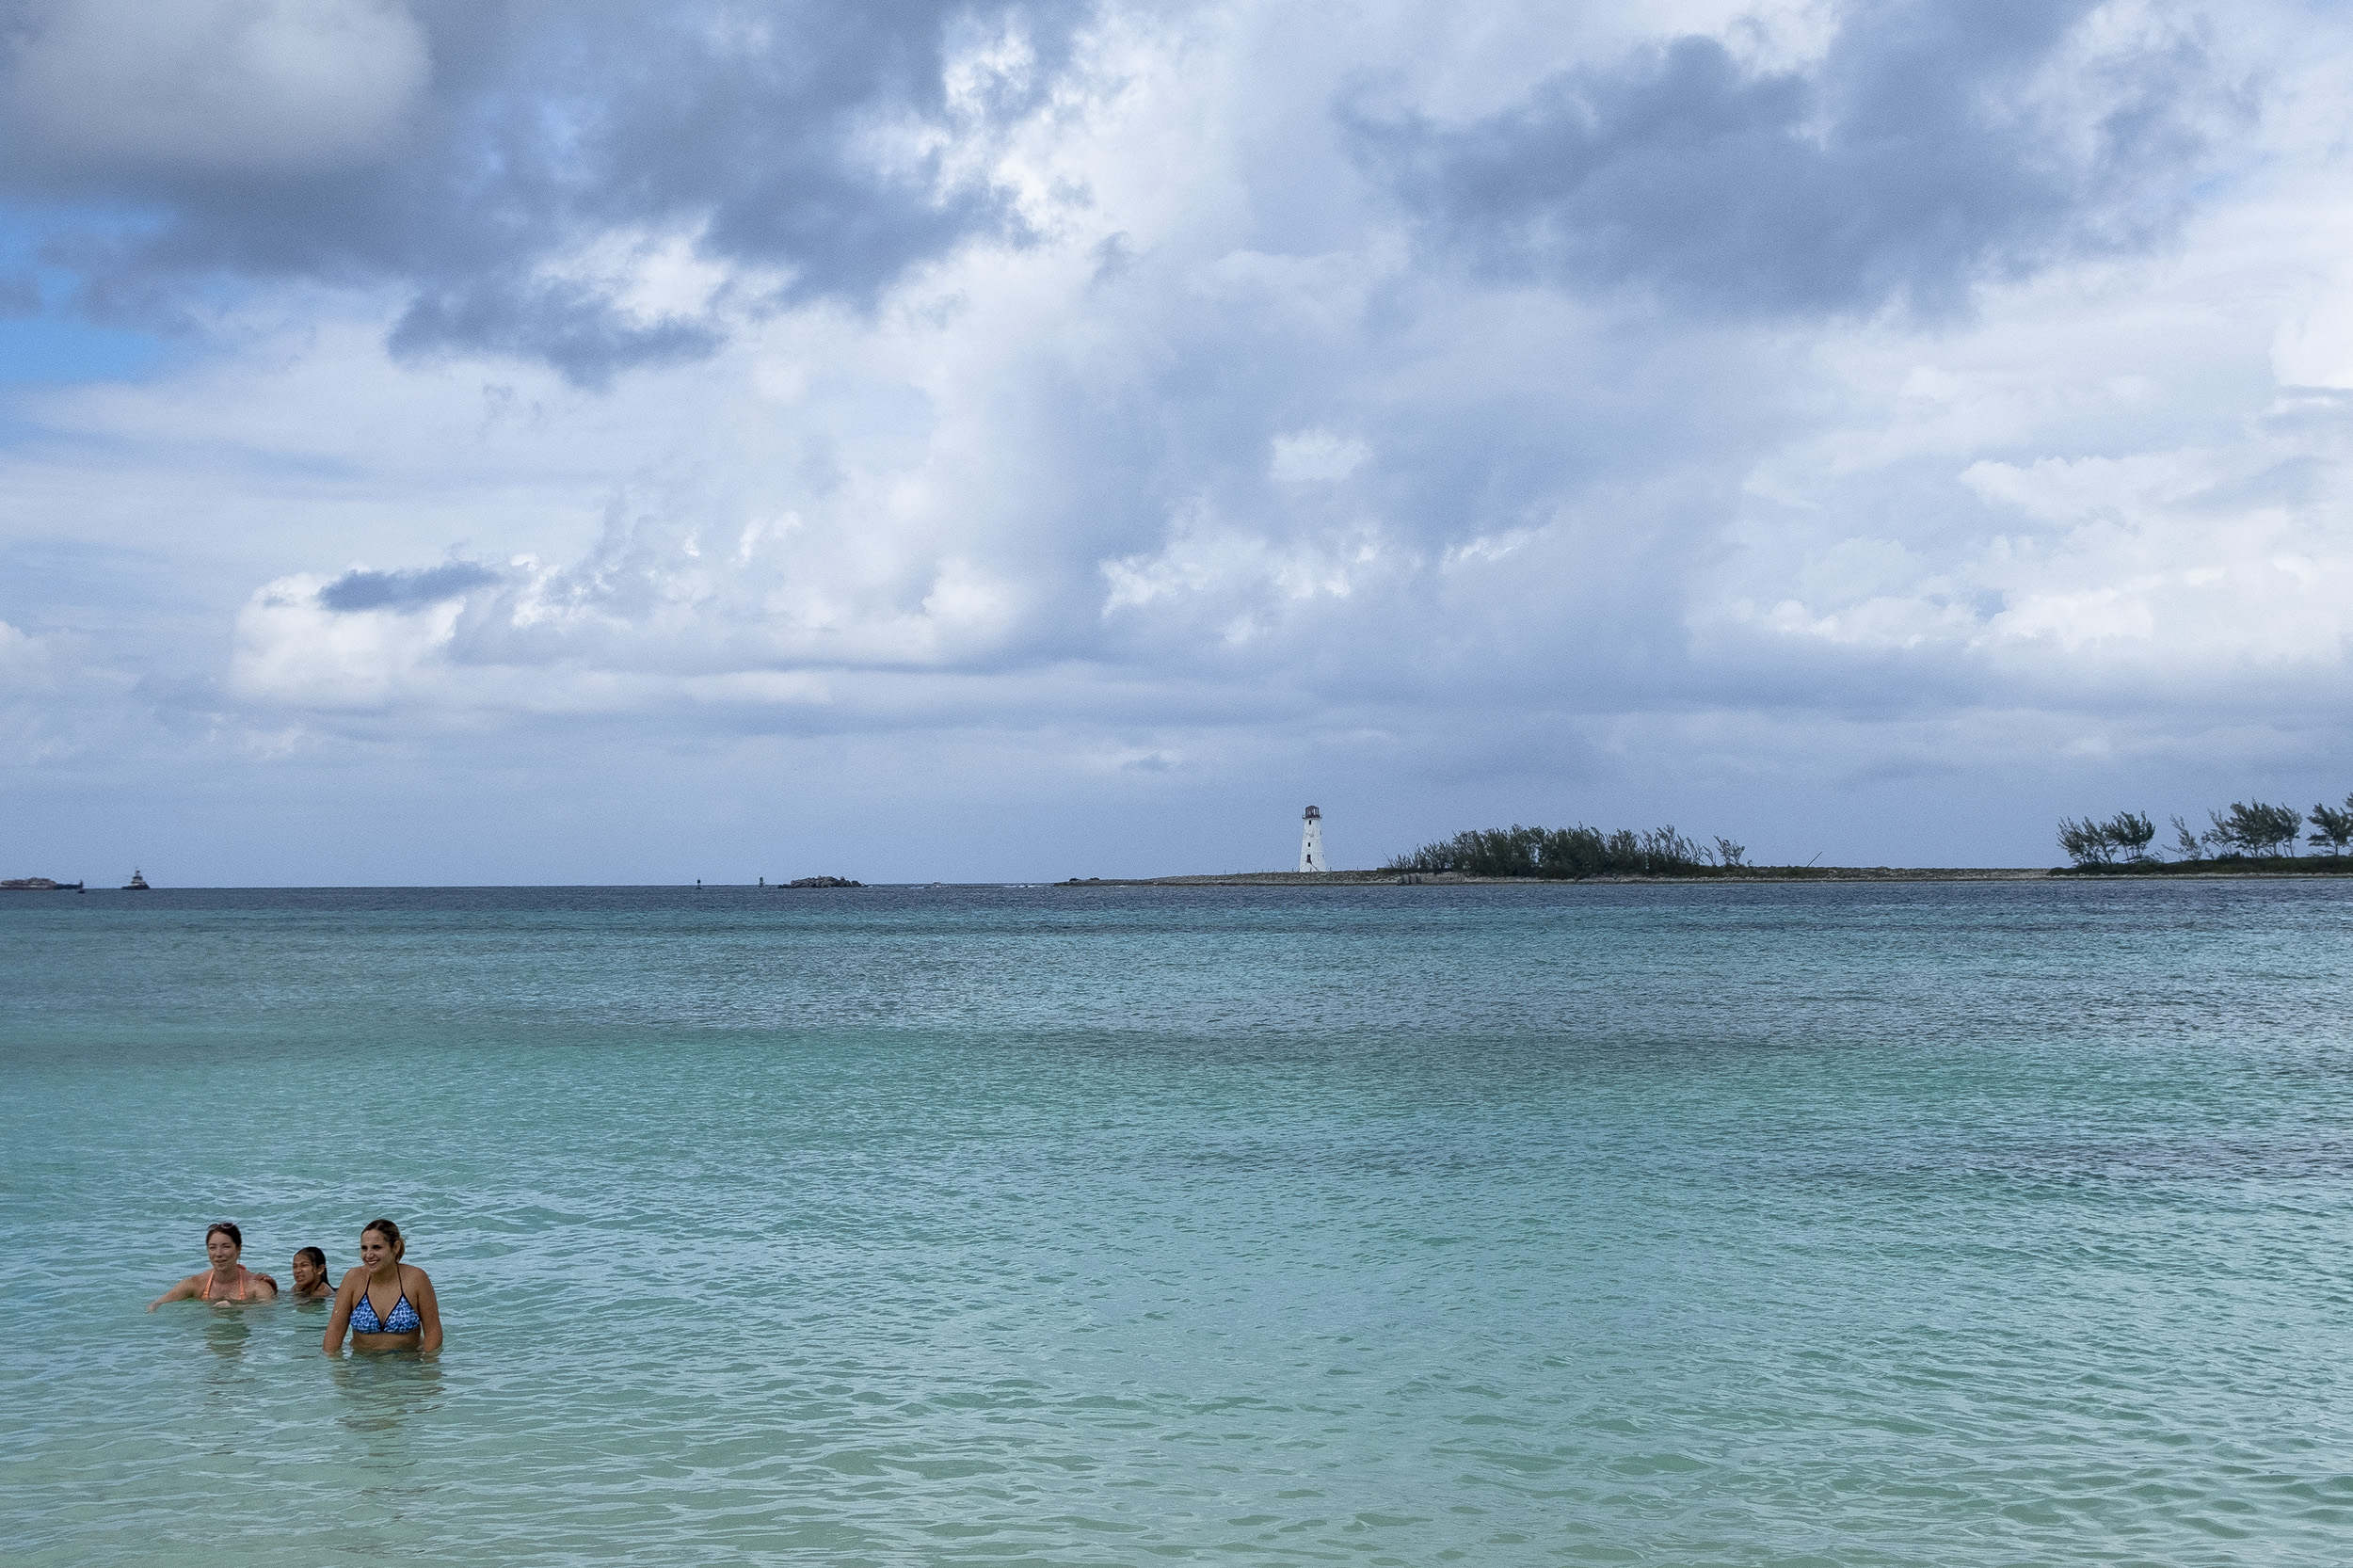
[251,1272,279,1299]
[322,1272,359,1352]
[148,1273,200,1311]
[409,1268,443,1355]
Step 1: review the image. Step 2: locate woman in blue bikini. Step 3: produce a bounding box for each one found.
[323,1217,442,1354]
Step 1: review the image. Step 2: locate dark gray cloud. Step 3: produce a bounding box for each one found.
[1353,0,2226,316]
[386,282,726,383]
[318,561,501,612]
[0,0,1091,384]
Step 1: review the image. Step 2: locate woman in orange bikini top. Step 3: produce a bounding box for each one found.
[148,1221,280,1309]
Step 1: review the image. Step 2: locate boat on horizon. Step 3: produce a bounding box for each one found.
[123,870,150,890]
[1,876,84,891]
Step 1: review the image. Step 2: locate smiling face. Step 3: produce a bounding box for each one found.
[359,1228,397,1271]
[205,1231,240,1271]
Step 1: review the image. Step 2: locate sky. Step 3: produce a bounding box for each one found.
[2,0,2349,885]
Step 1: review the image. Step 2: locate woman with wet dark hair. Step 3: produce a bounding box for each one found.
[149,1222,279,1308]
[324,1218,442,1353]
[288,1246,334,1301]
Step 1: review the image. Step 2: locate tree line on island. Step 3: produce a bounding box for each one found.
[1385,824,1746,878]
[2058,793,2353,867]
[1381,791,2353,880]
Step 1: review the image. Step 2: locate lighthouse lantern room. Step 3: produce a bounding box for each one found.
[1299,806,1325,873]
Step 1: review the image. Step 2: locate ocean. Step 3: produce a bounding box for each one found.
[5,880,2352,1566]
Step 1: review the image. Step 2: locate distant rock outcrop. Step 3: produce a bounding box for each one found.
[785,875,862,888]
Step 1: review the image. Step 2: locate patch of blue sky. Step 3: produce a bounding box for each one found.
[0,202,173,384]
[0,313,165,384]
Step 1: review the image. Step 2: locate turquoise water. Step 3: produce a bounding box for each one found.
[7,881,2353,1566]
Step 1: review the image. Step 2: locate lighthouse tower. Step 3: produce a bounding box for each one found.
[1299,805,1325,872]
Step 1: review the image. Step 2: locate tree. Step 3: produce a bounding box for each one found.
[2104,811,2155,861]
[2057,817,2113,866]
[2311,793,2353,856]
[2169,815,2204,861]
[1639,826,1705,872]
[2205,801,2303,857]
[1713,836,1747,869]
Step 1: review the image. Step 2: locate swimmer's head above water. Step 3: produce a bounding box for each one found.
[360,1218,405,1263]
[150,1221,277,1310]
[290,1246,330,1299]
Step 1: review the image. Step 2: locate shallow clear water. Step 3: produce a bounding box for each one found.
[7,880,2353,1566]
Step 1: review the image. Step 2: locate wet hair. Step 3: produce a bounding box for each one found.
[360,1218,406,1260]
[205,1222,242,1251]
[296,1246,327,1272]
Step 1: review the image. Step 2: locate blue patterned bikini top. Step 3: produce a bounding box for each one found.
[351,1279,421,1335]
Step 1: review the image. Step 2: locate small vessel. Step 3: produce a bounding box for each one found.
[124,870,151,890]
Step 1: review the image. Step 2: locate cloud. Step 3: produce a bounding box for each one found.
[316,561,504,613]
[0,0,1095,383]
[1352,0,2232,317]
[0,0,428,180]
[1270,429,1370,483]
[0,617,48,689]
[4,0,2352,881]
[235,571,472,709]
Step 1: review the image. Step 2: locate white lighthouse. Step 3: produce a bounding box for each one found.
[1299,805,1325,872]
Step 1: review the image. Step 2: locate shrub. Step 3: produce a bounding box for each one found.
[1385,823,1713,877]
